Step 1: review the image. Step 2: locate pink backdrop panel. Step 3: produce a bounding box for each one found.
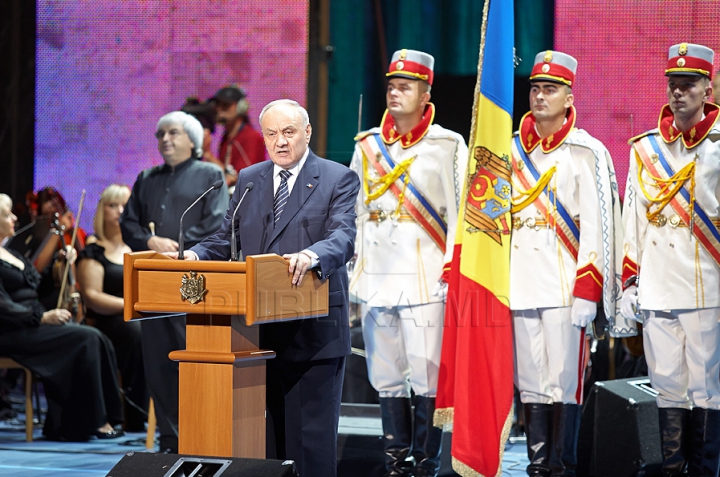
[555,0,720,195]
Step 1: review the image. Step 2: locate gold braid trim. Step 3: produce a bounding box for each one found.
[362,149,415,216]
[433,407,454,430]
[635,150,695,221]
[510,165,556,213]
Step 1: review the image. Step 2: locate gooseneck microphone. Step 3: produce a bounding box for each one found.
[230,182,254,261]
[178,179,223,260]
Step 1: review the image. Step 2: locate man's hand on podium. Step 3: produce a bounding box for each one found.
[283,251,313,286]
[164,250,198,260]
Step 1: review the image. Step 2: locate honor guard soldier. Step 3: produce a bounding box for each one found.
[510,51,620,477]
[349,49,468,477]
[620,43,720,477]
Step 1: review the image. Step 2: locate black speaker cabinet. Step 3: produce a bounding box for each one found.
[106,452,298,477]
[577,377,662,477]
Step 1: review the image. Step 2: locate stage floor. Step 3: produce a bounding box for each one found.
[0,400,530,477]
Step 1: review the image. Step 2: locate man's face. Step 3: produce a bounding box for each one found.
[215,101,237,124]
[261,103,311,170]
[386,78,430,119]
[156,122,194,164]
[529,81,573,122]
[667,75,711,121]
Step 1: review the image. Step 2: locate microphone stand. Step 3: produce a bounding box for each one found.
[231,182,254,261]
[178,179,223,260]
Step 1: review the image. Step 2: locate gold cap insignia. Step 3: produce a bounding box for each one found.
[399,49,407,60]
[396,60,404,71]
[678,43,688,56]
[541,64,550,73]
[677,58,686,67]
[543,51,553,63]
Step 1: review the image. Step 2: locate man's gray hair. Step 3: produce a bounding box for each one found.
[156,111,204,158]
[258,99,310,128]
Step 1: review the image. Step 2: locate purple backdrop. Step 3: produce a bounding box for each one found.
[35,0,308,231]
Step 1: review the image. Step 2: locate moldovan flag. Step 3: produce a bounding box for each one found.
[434,0,515,476]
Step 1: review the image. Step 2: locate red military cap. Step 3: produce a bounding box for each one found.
[386,49,435,86]
[666,43,714,78]
[529,50,578,87]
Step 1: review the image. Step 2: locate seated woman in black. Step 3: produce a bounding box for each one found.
[0,193,124,441]
[77,184,148,432]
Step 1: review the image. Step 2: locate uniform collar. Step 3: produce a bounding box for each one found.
[519,105,577,153]
[658,102,720,149]
[380,103,435,148]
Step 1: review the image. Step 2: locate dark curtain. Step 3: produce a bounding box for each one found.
[326,0,554,164]
[0,1,35,216]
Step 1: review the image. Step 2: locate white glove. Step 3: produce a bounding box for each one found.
[571,297,597,327]
[431,280,448,301]
[620,286,643,322]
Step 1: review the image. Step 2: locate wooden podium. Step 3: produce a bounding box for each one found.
[123,252,329,458]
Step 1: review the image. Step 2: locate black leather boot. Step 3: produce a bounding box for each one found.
[659,407,691,477]
[524,403,553,477]
[549,403,581,476]
[379,397,413,477]
[410,396,443,477]
[688,407,720,477]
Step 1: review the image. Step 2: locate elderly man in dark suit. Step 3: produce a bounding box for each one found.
[177,99,360,476]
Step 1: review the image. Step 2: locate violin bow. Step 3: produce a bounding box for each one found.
[56,189,86,309]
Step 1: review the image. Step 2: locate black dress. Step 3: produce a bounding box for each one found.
[78,243,147,431]
[0,249,123,441]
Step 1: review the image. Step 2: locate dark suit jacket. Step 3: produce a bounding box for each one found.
[191,150,360,362]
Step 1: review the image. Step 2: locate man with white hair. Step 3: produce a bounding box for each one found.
[120,111,228,453]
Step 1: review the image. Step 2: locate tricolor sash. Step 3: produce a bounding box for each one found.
[359,134,447,251]
[634,135,720,267]
[511,135,580,260]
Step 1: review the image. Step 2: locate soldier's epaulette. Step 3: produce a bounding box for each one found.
[354,130,376,142]
[627,129,658,145]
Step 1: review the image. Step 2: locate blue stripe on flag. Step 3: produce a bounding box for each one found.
[480,0,514,116]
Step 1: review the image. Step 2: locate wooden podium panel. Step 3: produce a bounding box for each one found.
[123,252,329,458]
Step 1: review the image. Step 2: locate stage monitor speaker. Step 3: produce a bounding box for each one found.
[577,377,662,477]
[106,452,298,477]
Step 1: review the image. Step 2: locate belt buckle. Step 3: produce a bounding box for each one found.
[669,214,681,228]
[378,210,387,222]
[525,217,538,230]
[656,214,667,227]
[512,217,523,230]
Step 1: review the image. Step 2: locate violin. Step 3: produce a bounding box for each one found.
[49,191,87,322]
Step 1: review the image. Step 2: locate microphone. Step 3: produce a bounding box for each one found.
[178,179,223,260]
[230,182,254,261]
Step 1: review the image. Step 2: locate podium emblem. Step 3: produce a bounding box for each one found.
[180,271,207,304]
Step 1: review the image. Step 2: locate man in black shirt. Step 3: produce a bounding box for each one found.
[120,111,228,452]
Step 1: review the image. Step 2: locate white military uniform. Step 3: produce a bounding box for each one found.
[349,104,467,398]
[511,106,619,405]
[622,103,720,410]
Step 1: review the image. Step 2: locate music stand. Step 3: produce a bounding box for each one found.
[5,215,53,261]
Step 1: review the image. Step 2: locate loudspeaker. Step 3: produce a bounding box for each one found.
[106,452,298,477]
[577,377,662,477]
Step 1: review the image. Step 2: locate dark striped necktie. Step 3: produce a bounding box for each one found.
[273,169,291,226]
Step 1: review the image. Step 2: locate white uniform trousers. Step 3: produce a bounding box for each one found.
[361,302,444,398]
[513,307,586,404]
[643,308,720,410]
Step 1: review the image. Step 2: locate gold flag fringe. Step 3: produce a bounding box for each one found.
[433,407,454,431]
[451,406,514,477]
